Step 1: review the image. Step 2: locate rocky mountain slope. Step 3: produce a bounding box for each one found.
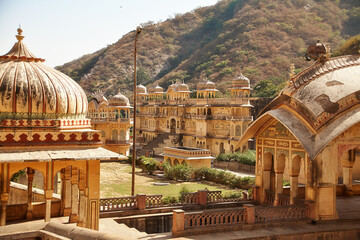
[56,0,360,98]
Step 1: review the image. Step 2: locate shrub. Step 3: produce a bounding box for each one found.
[162,196,178,205]
[215,150,256,166]
[127,155,142,166]
[178,184,191,202]
[140,157,158,174]
[283,180,290,186]
[163,163,193,181]
[223,191,242,199]
[194,167,255,190]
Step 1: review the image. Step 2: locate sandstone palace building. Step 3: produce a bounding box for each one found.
[135,75,253,156]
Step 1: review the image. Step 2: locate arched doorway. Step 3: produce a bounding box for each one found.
[173,159,180,165]
[170,118,176,133]
[219,142,225,154]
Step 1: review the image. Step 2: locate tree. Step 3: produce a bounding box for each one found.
[137,67,152,86]
[334,34,360,56]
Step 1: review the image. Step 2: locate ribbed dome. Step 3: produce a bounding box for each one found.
[206,80,216,89]
[109,91,130,106]
[148,86,156,93]
[232,73,250,88]
[177,82,189,91]
[167,82,178,91]
[0,29,88,119]
[197,81,206,90]
[136,84,147,94]
[154,84,163,93]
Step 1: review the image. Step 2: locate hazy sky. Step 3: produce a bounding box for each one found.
[0,0,218,67]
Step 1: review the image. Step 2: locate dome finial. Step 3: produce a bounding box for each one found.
[16,26,24,42]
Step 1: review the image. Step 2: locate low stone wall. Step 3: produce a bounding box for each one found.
[9,182,60,205]
[6,201,61,221]
[213,160,255,173]
[0,222,130,240]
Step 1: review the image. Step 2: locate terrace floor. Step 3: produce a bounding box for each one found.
[337,195,360,220]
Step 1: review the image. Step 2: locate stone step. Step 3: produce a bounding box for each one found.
[99,218,147,239]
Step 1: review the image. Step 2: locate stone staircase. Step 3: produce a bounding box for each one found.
[138,133,180,157]
[99,218,147,239]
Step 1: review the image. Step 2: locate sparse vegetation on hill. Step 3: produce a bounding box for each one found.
[56,0,360,98]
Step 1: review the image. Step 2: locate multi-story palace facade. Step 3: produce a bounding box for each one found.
[88,90,133,156]
[136,75,253,156]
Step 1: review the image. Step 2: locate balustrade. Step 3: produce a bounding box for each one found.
[146,195,163,208]
[265,190,275,205]
[181,192,199,205]
[277,193,290,206]
[184,208,247,229]
[99,196,137,212]
[207,191,222,203]
[99,190,250,213]
[255,204,308,222]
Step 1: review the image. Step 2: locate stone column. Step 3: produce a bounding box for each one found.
[0,193,9,226]
[289,155,301,205]
[172,210,185,237]
[60,170,65,215]
[342,150,355,195]
[77,172,87,227]
[198,190,208,207]
[261,152,273,204]
[274,154,285,206]
[26,168,35,219]
[244,204,255,224]
[136,194,147,210]
[262,170,270,203]
[343,167,353,192]
[274,172,284,206]
[77,189,87,227]
[69,168,79,223]
[44,189,53,222]
[290,176,299,204]
[62,167,72,216]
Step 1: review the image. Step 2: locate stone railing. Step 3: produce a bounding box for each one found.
[173,203,309,237]
[172,204,254,237]
[146,194,163,208]
[207,191,222,203]
[184,208,247,229]
[277,193,290,206]
[99,190,248,213]
[255,204,308,222]
[265,190,275,205]
[163,147,211,158]
[99,196,137,212]
[181,192,199,205]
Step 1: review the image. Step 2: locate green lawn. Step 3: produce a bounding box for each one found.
[106,181,240,198]
[100,162,241,198]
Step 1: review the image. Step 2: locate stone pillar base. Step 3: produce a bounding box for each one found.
[76,221,85,227]
[69,214,79,223]
[26,211,33,219]
[63,208,72,216]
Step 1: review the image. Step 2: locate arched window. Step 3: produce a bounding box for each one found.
[235,125,241,136]
[112,130,118,140]
[120,130,126,140]
[120,109,126,118]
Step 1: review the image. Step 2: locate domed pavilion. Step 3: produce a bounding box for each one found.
[88,90,133,156]
[237,50,360,221]
[0,28,124,229]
